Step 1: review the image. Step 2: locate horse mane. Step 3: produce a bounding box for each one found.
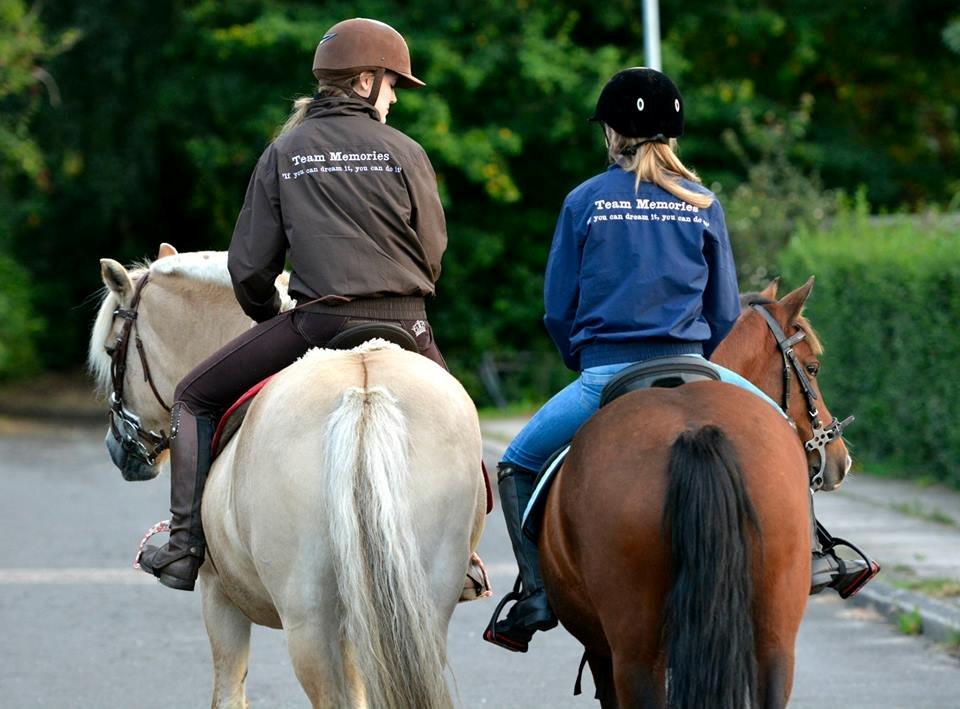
[739,292,823,355]
[87,266,149,397]
[88,251,292,397]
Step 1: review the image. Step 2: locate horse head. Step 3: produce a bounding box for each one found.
[88,243,252,481]
[715,277,853,491]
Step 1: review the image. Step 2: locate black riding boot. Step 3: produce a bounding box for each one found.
[809,491,880,598]
[484,462,557,652]
[139,403,215,591]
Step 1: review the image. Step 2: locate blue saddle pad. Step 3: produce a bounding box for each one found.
[521,445,570,541]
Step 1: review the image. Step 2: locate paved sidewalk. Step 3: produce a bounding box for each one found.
[481,416,960,647]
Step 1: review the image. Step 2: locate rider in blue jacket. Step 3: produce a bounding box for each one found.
[484,68,877,653]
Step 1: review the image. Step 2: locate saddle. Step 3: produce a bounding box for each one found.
[210,322,418,458]
[521,356,722,540]
[598,355,720,408]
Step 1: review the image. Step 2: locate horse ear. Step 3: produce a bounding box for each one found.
[157,243,178,259]
[778,276,815,323]
[100,258,133,305]
[760,277,780,300]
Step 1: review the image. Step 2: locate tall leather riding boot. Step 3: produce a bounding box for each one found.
[139,403,216,591]
[809,491,880,598]
[484,462,557,652]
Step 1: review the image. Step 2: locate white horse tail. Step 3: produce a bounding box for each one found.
[322,386,450,709]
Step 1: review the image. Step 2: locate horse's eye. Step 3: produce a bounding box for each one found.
[805,362,820,376]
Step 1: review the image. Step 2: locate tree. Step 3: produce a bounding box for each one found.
[0,0,78,377]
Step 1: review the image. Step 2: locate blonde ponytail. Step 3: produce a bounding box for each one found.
[276,96,313,138]
[605,127,713,209]
[275,71,367,139]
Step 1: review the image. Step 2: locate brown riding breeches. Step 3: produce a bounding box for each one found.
[174,300,446,419]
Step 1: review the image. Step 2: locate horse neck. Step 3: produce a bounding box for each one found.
[710,316,780,396]
[137,274,252,406]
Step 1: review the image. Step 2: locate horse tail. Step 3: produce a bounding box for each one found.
[322,386,450,709]
[662,425,761,709]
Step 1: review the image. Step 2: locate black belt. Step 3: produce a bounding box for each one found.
[292,294,427,319]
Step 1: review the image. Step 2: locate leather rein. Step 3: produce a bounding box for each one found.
[752,304,853,490]
[106,272,171,465]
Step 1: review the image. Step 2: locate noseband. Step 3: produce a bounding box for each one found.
[752,305,853,490]
[106,272,171,465]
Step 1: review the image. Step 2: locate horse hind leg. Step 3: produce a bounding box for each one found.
[612,653,664,709]
[757,650,795,709]
[283,608,356,708]
[201,577,252,709]
[585,652,620,709]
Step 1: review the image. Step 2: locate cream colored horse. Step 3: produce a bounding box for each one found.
[89,245,486,708]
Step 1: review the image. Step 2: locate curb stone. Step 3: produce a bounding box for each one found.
[851,580,960,646]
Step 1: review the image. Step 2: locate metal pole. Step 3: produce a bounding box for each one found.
[642,0,662,70]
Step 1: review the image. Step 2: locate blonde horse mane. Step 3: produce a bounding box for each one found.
[88,251,292,397]
[87,266,148,396]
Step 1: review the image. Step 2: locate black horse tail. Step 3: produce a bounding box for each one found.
[662,425,761,709]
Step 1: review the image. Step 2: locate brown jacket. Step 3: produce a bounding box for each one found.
[227,97,447,322]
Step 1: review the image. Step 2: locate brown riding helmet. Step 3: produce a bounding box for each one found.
[312,18,425,88]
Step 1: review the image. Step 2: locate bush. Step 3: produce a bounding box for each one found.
[0,251,42,379]
[777,198,960,487]
[721,96,838,289]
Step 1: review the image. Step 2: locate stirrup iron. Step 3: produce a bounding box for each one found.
[482,576,530,652]
[817,521,880,599]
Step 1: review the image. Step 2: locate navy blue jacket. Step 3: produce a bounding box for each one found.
[544,165,740,371]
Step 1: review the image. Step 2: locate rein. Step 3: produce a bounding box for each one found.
[752,305,854,490]
[106,272,171,465]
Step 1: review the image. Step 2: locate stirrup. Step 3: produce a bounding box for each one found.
[483,576,531,652]
[817,521,880,599]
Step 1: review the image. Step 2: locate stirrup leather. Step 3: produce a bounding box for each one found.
[817,521,880,599]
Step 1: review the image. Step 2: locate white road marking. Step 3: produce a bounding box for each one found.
[0,568,156,584]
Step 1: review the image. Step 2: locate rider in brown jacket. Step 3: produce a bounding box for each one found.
[139,18,450,591]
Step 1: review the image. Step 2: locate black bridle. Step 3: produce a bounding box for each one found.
[752,304,854,490]
[106,272,171,466]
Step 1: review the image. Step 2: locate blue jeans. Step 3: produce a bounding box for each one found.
[502,356,780,473]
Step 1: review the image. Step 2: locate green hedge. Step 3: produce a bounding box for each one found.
[777,204,960,487]
[0,252,42,380]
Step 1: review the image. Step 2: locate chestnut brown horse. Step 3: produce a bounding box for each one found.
[539,278,851,708]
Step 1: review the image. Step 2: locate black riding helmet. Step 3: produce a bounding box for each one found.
[590,67,684,140]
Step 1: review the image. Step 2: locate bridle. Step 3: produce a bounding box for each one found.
[106,272,171,465]
[752,304,854,490]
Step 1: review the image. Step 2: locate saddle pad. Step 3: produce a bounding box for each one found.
[521,445,571,541]
[211,376,275,458]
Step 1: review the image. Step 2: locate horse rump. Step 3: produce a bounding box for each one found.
[662,425,761,709]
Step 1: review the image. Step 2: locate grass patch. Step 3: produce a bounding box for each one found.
[891,563,916,576]
[888,500,957,527]
[477,401,543,420]
[890,577,960,599]
[896,608,923,635]
[944,631,960,658]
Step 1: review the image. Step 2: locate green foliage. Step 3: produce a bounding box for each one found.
[778,199,960,487]
[721,95,838,289]
[0,252,43,379]
[896,608,923,636]
[2,0,959,402]
[0,0,77,378]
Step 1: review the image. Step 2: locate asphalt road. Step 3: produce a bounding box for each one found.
[1,421,958,708]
